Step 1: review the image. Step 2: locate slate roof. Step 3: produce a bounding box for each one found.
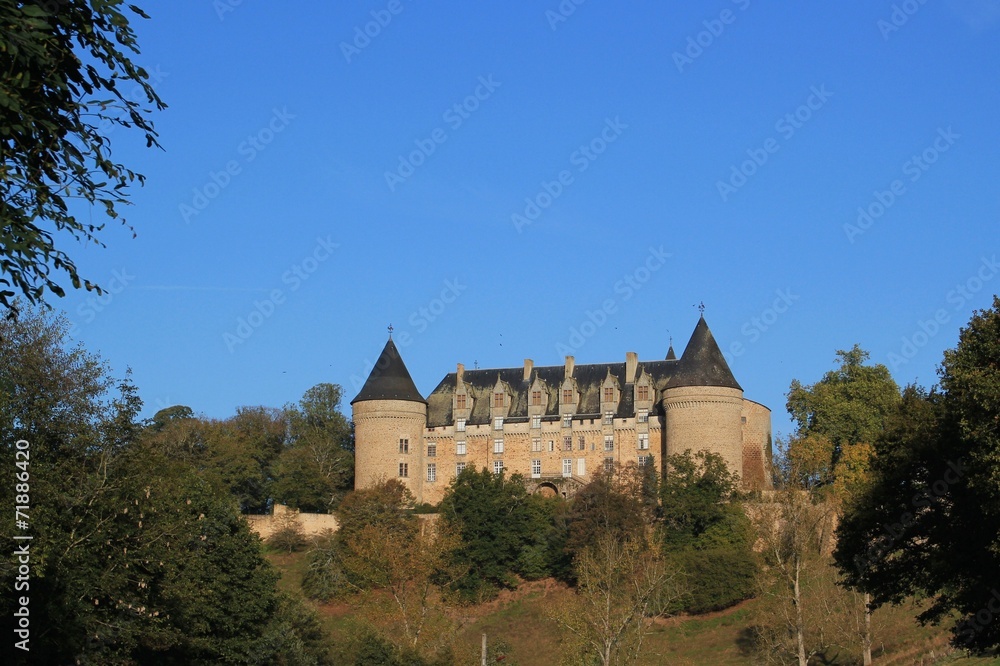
[665,316,742,391]
[350,338,427,405]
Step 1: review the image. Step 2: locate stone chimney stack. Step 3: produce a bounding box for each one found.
[523,359,534,382]
[564,355,575,379]
[456,363,464,385]
[626,351,638,383]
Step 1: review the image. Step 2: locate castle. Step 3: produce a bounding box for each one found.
[351,316,772,504]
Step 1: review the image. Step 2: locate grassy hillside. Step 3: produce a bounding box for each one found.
[266,550,1000,665]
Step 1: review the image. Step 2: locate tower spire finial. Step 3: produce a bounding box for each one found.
[698,301,706,316]
[387,323,394,339]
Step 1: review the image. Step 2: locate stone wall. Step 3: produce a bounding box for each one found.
[663,385,745,477]
[246,503,339,540]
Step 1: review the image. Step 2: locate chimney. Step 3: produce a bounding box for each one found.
[626,351,638,383]
[456,363,465,384]
[523,358,534,382]
[564,355,575,379]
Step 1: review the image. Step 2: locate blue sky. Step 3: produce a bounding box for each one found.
[60,0,1000,438]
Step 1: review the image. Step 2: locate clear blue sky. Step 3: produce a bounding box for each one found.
[62,0,1000,438]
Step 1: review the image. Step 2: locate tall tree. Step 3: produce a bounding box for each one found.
[786,345,900,489]
[835,297,1000,651]
[0,0,165,314]
[0,306,328,664]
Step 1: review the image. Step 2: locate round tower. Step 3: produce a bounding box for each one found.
[350,335,427,499]
[662,316,745,479]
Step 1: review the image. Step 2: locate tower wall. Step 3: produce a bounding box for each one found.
[352,399,427,499]
[663,385,744,480]
[741,399,773,490]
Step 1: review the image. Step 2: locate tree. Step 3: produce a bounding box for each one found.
[565,464,649,563]
[660,450,757,613]
[0,0,165,315]
[786,345,900,489]
[0,306,329,664]
[438,467,556,601]
[271,383,354,512]
[553,532,682,666]
[835,297,1000,651]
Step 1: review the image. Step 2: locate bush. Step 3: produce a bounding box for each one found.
[669,547,757,614]
[267,510,308,553]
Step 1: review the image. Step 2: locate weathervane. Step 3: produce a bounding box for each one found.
[698,301,705,315]
[387,323,393,339]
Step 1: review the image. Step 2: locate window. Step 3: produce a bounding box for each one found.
[578,435,586,451]
[742,416,748,424]
[427,463,436,482]
[637,385,649,401]
[604,457,614,473]
[562,459,572,477]
[638,433,649,450]
[603,387,614,402]
[399,438,409,454]
[493,438,504,454]
[577,458,586,476]
[562,414,573,428]
[548,440,555,452]
[456,393,466,409]
[493,460,504,475]
[562,388,573,404]
[603,411,614,425]
[494,392,505,408]
[456,441,466,455]
[398,462,408,477]
[456,418,466,432]
[531,459,541,478]
[532,438,542,452]
[637,408,648,424]
[531,414,541,429]
[531,390,542,406]
[456,462,466,475]
[604,434,614,452]
[494,417,503,430]
[638,455,649,467]
[427,443,437,457]
[561,436,570,452]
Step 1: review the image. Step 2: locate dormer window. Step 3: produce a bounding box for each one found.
[637,385,649,402]
[456,394,467,409]
[531,390,542,406]
[562,388,573,404]
[494,392,505,408]
[603,387,614,403]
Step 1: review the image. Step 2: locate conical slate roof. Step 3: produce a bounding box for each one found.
[665,344,677,360]
[350,337,426,405]
[666,316,742,390]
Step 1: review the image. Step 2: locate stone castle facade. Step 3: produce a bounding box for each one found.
[351,316,772,504]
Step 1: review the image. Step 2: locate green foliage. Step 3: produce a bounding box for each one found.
[271,383,354,513]
[565,464,649,564]
[785,345,900,488]
[0,0,165,314]
[660,450,757,613]
[439,467,557,601]
[0,306,328,664]
[267,510,308,553]
[836,297,1000,651]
